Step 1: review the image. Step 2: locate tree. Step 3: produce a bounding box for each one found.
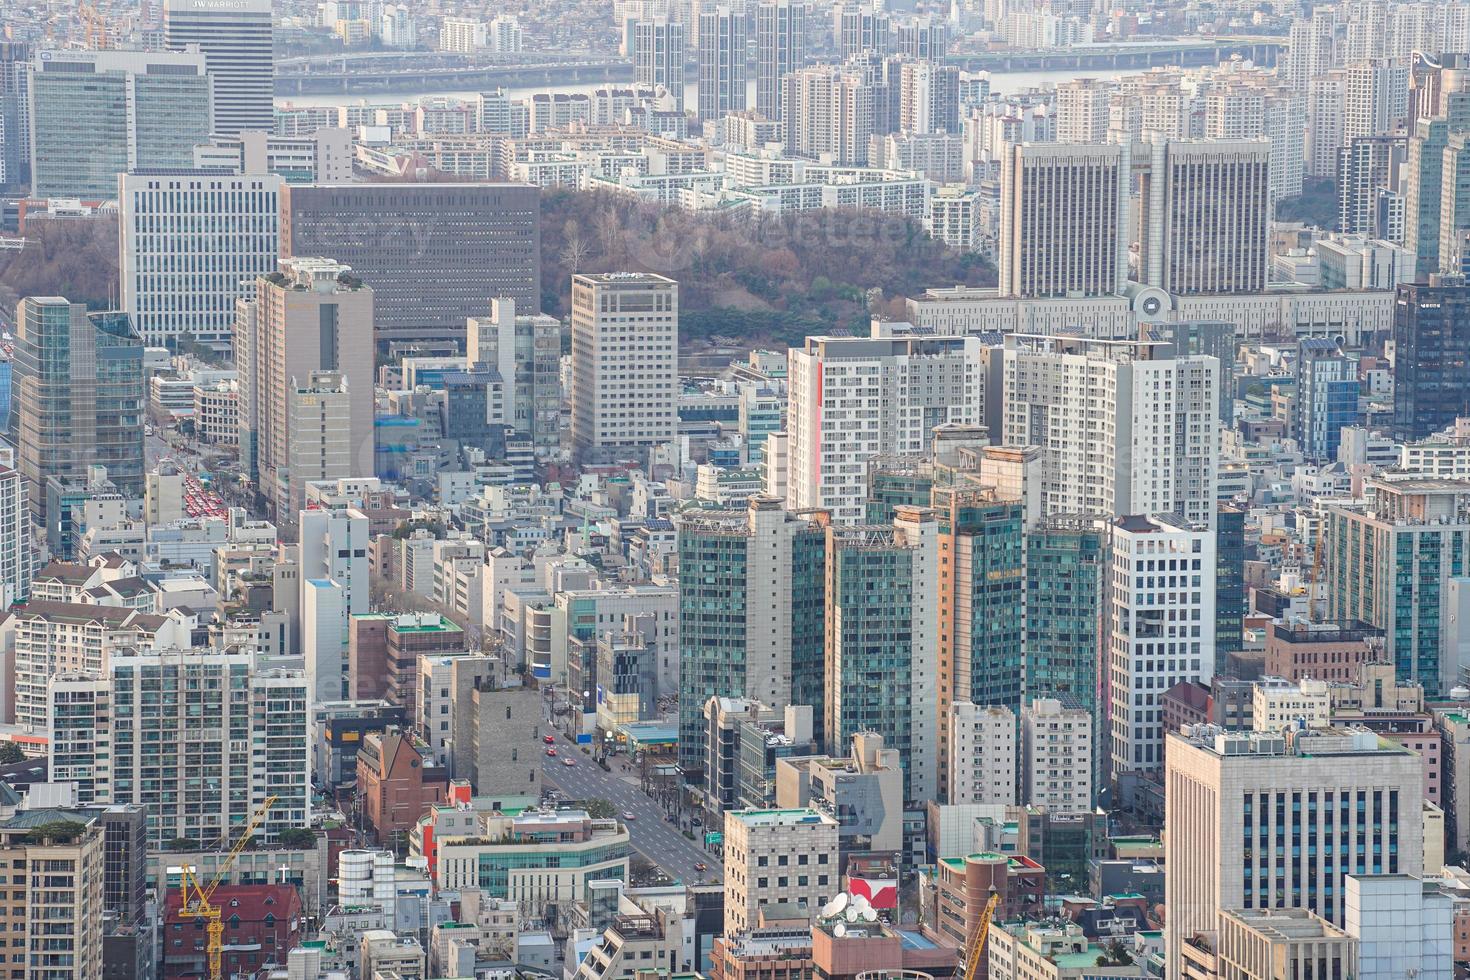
[0,742,24,765]
[168,837,202,851]
[584,798,617,819]
[278,827,318,849]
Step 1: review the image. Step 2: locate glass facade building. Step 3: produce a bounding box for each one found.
[1023,516,1107,711]
[1393,280,1470,442]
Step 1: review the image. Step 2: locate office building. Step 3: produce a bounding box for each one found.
[723,808,839,936]
[934,485,1024,799]
[28,48,211,200]
[756,0,810,121]
[10,300,144,518]
[676,498,828,774]
[787,334,986,523]
[569,273,678,461]
[1001,335,1219,528]
[1023,517,1107,711]
[163,0,274,136]
[782,66,876,165]
[1324,474,1470,697]
[1108,515,1217,798]
[1216,503,1246,660]
[1338,136,1406,235]
[280,183,540,346]
[1404,82,1470,278]
[300,506,369,618]
[119,172,282,350]
[0,808,106,980]
[1296,338,1358,462]
[633,19,684,112]
[949,702,1016,806]
[999,142,1129,298]
[285,372,354,517]
[1393,279,1470,442]
[235,258,374,517]
[1178,908,1356,980]
[825,506,939,802]
[49,649,310,849]
[1164,726,1424,977]
[435,809,632,903]
[1022,698,1093,812]
[698,7,746,121]
[465,298,562,457]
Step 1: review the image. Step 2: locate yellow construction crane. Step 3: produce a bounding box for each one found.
[176,796,279,980]
[961,889,1002,980]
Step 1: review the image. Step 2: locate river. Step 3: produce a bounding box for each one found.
[274,67,1133,109]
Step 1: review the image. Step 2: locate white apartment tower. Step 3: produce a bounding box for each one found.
[999,142,1130,298]
[1343,60,1410,147]
[756,0,810,122]
[1000,335,1219,528]
[163,0,274,136]
[119,172,282,349]
[1164,726,1424,978]
[1055,77,1114,144]
[285,372,353,517]
[949,702,1017,805]
[1108,515,1217,798]
[1022,698,1093,812]
[569,273,678,461]
[0,455,29,607]
[787,333,986,523]
[698,6,748,121]
[633,18,685,111]
[783,66,875,165]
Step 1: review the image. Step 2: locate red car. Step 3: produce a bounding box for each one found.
[543,735,555,744]
[546,748,557,757]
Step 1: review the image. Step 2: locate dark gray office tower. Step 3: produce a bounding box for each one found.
[1393,277,1470,441]
[98,805,152,980]
[10,299,144,518]
[281,183,541,348]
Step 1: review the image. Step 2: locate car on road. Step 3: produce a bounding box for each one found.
[622,811,636,821]
[562,757,577,767]
[546,748,557,757]
[694,863,707,873]
[543,735,555,744]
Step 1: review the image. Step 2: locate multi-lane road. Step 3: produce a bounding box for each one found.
[540,749,719,887]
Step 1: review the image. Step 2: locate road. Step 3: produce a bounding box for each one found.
[540,749,719,887]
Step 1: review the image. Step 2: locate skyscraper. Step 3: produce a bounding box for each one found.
[698,6,746,121]
[28,48,211,200]
[1000,335,1219,529]
[466,298,562,458]
[675,498,829,774]
[756,0,810,121]
[1404,82,1470,278]
[1337,136,1406,235]
[825,506,938,802]
[1392,278,1470,442]
[898,60,960,135]
[1343,60,1410,148]
[0,453,28,607]
[781,66,875,164]
[569,273,678,462]
[280,183,541,347]
[633,18,685,112]
[1108,514,1216,802]
[933,485,1024,802]
[163,0,274,136]
[1296,338,1358,461]
[10,300,143,518]
[836,3,889,60]
[998,142,1129,298]
[234,258,375,519]
[1023,516,1107,710]
[1164,726,1424,977]
[119,172,282,350]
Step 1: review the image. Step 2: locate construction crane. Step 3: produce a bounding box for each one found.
[961,889,1002,980]
[176,796,279,980]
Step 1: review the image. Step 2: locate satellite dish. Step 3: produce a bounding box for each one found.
[821,897,843,919]
[827,893,849,918]
[851,894,872,914]
[862,907,878,922]
[845,905,859,922]
[834,922,847,937]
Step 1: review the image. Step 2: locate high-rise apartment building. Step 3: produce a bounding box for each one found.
[1343,60,1410,148]
[1001,335,1219,528]
[28,48,211,200]
[633,19,685,111]
[782,66,875,165]
[1164,726,1424,977]
[892,16,947,61]
[280,183,540,346]
[50,649,310,849]
[163,0,274,136]
[933,485,1024,801]
[836,3,889,60]
[466,298,562,457]
[1022,698,1093,812]
[1307,72,1347,178]
[1404,83,1470,278]
[1338,136,1406,235]
[676,498,828,774]
[119,172,282,350]
[1325,474,1470,698]
[1392,279,1470,442]
[1137,140,1272,294]
[1055,77,1113,144]
[825,506,938,802]
[235,258,375,519]
[0,454,28,607]
[756,0,810,121]
[787,334,986,524]
[0,807,106,980]
[998,142,1129,298]
[569,273,678,461]
[698,7,746,121]
[898,61,960,135]
[1108,514,1217,799]
[10,300,144,518]
[948,702,1016,805]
